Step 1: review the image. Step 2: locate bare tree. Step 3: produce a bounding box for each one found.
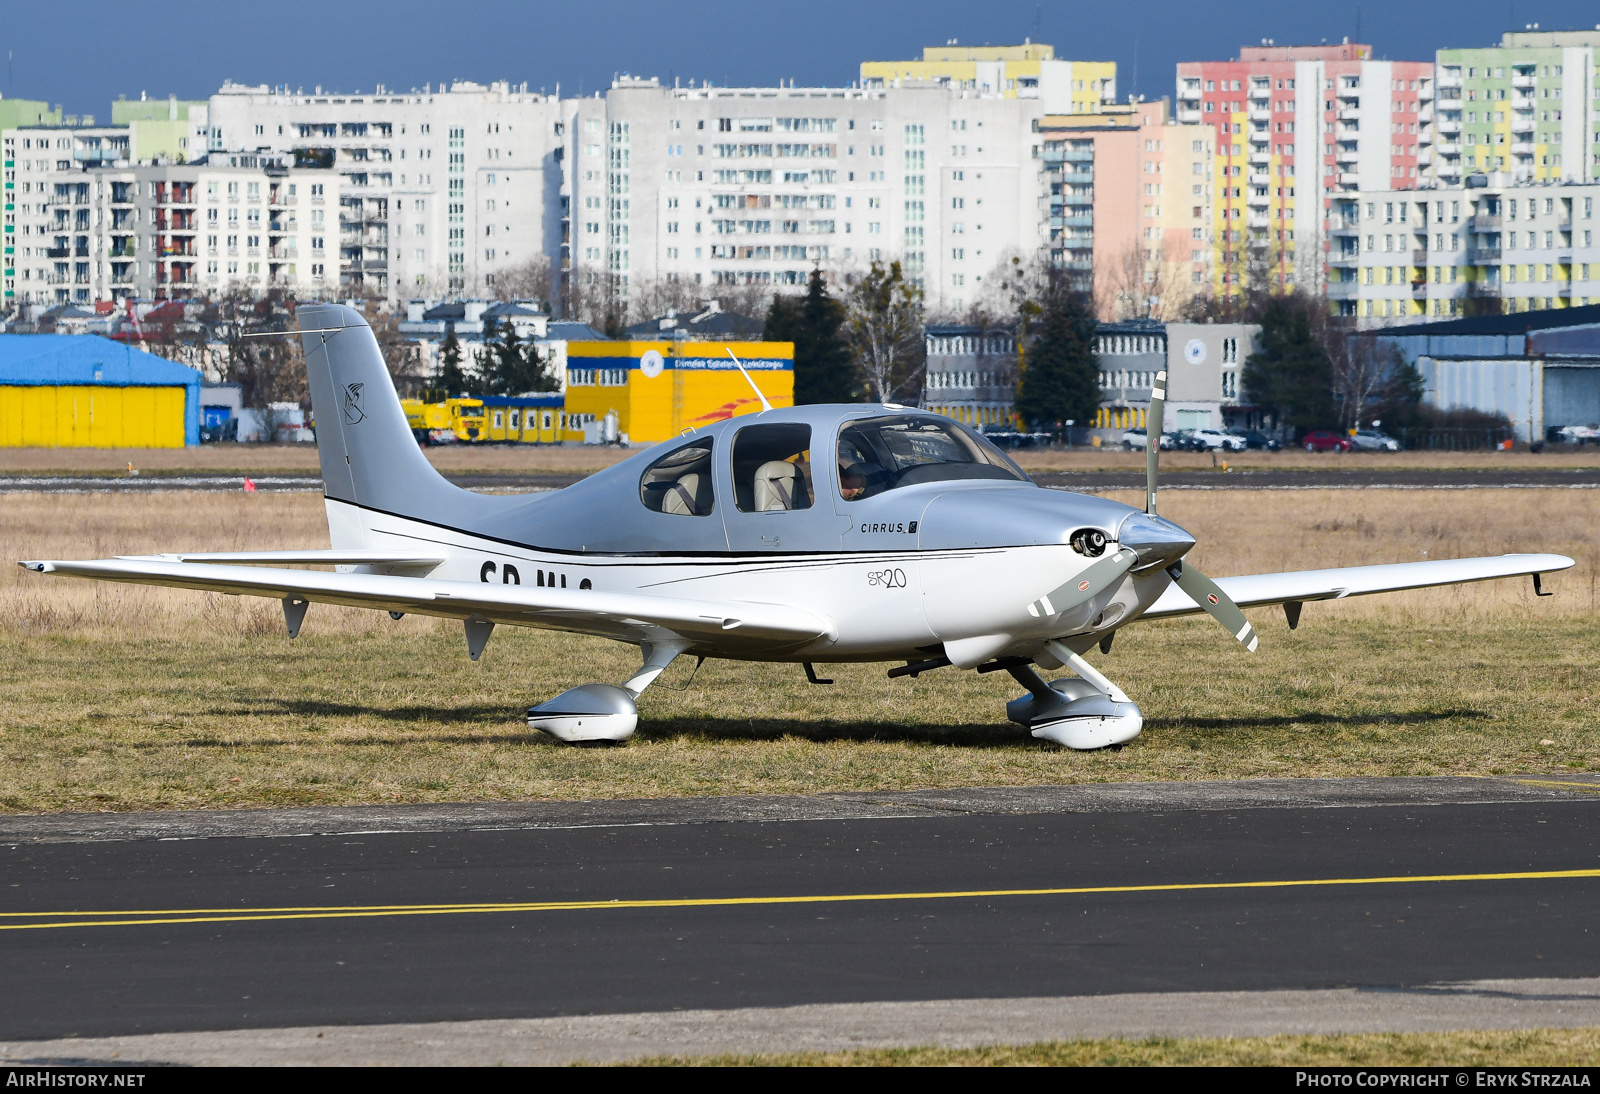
[490,255,554,307]
[843,260,926,403]
[1328,325,1419,431]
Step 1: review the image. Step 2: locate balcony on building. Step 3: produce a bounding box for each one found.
[1248,149,1270,166]
[1336,145,1359,164]
[1438,71,1462,89]
[1511,116,1534,135]
[1246,214,1271,229]
[1177,108,1201,123]
[1249,107,1271,123]
[1411,248,1429,265]
[1248,172,1271,187]
[1437,141,1462,156]
[1338,106,1361,122]
[1511,72,1535,88]
[1438,118,1461,135]
[1418,105,1434,124]
[1338,171,1361,186]
[1467,247,1501,263]
[1512,141,1534,155]
[1470,213,1501,232]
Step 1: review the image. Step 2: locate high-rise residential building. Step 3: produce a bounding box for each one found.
[861,43,1116,115]
[584,76,1050,315]
[3,103,212,305]
[1176,43,1434,300]
[1433,30,1600,186]
[1037,101,1215,318]
[1332,178,1600,320]
[4,129,338,306]
[204,81,567,301]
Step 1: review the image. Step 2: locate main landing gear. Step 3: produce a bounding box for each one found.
[1003,640,1143,750]
[526,640,688,743]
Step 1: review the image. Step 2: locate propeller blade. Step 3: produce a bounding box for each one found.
[1027,547,1138,619]
[1167,561,1259,652]
[1146,370,1166,515]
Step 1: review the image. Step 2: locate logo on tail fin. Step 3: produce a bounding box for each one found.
[343,383,366,424]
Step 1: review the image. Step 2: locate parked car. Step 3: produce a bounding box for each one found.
[1227,429,1281,452]
[1550,424,1600,446]
[1184,428,1248,452]
[1120,428,1148,451]
[1349,429,1402,452]
[1301,430,1353,452]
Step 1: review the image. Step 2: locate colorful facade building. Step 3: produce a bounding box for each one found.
[1336,179,1600,319]
[1176,44,1434,302]
[1434,30,1600,187]
[562,340,793,443]
[1036,100,1214,318]
[861,43,1115,115]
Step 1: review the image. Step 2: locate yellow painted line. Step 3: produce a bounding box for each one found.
[3,868,1599,933]
[1515,779,1600,794]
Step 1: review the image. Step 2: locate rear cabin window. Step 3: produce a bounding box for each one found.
[836,414,1027,501]
[732,423,813,512]
[639,439,715,516]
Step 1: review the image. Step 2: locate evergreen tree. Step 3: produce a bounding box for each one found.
[437,324,469,398]
[1241,296,1336,435]
[765,269,855,403]
[486,319,558,394]
[1013,289,1100,432]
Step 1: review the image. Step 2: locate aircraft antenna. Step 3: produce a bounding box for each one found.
[726,348,773,412]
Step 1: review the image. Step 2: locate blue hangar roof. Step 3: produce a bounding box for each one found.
[0,335,203,446]
[0,334,202,387]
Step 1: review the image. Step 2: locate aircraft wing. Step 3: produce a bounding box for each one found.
[1138,553,1575,620]
[19,557,833,646]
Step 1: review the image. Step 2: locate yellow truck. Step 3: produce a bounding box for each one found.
[401,397,486,444]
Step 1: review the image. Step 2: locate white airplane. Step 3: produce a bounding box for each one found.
[21,305,1574,749]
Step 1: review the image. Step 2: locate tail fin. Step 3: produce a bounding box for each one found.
[298,304,508,527]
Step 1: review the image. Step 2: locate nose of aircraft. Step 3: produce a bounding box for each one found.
[1116,511,1196,571]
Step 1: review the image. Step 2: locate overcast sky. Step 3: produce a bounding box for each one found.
[5,0,1598,118]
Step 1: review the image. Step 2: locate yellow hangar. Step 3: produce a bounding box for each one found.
[563,341,794,444]
[0,334,202,448]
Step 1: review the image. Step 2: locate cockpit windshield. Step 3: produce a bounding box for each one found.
[836,414,1028,501]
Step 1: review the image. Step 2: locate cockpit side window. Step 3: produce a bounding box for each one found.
[836,414,1028,501]
[732,423,813,512]
[639,439,715,516]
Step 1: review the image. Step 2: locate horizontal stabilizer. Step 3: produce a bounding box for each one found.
[20,557,833,646]
[1140,553,1576,620]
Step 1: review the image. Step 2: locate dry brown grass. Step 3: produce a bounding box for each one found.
[3,442,1597,476]
[629,1028,1600,1066]
[0,488,1594,813]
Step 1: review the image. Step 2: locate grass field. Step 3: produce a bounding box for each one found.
[626,1028,1600,1066]
[0,487,1593,814]
[2,442,1598,476]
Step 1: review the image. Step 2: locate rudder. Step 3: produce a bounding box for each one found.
[297,303,507,527]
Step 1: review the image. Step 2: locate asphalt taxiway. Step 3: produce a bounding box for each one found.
[1,775,1598,1063]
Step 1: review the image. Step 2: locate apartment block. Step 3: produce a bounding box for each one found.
[1037,101,1214,317]
[861,43,1115,115]
[1330,177,1600,320]
[205,81,566,301]
[1434,30,1600,186]
[1176,43,1433,297]
[584,77,1049,314]
[4,139,338,305]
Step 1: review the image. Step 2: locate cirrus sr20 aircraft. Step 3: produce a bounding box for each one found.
[21,305,1575,749]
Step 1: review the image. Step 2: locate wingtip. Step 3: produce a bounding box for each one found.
[17,561,52,573]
